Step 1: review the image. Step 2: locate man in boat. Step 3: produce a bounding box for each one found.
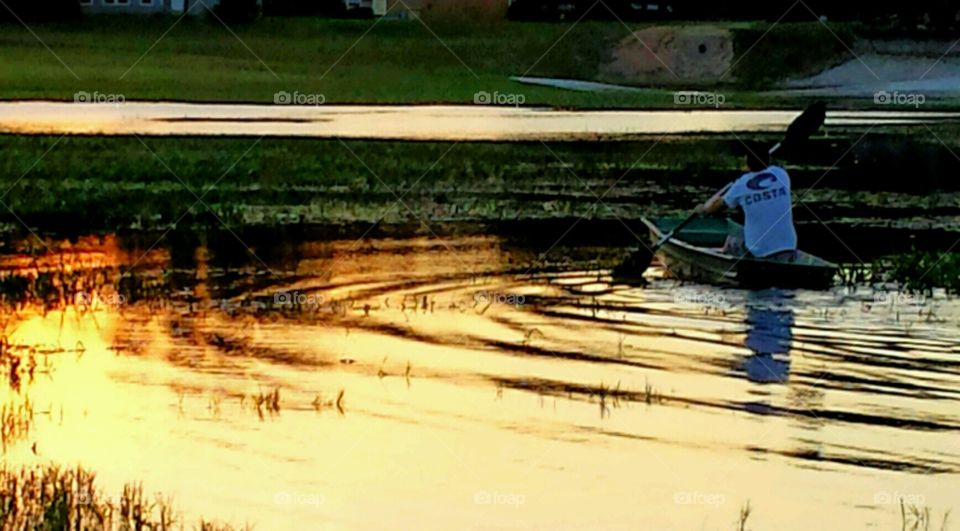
[697,145,798,260]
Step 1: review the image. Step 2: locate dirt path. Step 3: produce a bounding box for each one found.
[777,54,960,99]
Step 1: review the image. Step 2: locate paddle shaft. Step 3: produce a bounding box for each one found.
[651,182,732,251]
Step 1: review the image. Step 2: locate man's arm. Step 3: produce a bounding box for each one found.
[697,183,734,215]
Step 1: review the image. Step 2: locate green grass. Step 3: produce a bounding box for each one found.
[881,251,960,293]
[0,16,858,107]
[1,132,960,234]
[0,16,645,105]
[841,251,960,293]
[0,134,750,231]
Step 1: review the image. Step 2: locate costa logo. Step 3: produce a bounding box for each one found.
[746,172,778,191]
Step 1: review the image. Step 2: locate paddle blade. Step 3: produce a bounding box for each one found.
[782,101,826,150]
[612,247,655,280]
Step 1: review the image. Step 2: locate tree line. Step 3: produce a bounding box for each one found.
[507,0,960,31]
[2,0,958,31]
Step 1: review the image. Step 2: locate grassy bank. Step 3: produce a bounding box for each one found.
[0,135,740,232]
[0,16,858,107]
[1,134,960,236]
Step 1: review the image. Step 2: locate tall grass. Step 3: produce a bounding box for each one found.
[0,396,32,452]
[0,135,744,232]
[883,252,960,293]
[0,465,249,530]
[899,500,952,531]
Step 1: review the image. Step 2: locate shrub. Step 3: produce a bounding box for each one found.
[881,251,960,293]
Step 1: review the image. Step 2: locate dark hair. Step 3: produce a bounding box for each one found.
[744,144,769,172]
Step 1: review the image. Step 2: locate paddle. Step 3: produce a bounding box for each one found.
[770,101,826,157]
[615,102,827,278]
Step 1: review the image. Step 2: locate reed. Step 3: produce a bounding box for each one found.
[737,500,752,531]
[0,396,33,451]
[252,388,281,420]
[0,464,249,530]
[311,390,346,415]
[899,500,952,531]
[644,379,663,405]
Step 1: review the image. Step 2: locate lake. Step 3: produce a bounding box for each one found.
[0,229,956,530]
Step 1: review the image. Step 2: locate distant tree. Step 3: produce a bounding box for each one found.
[503,0,959,25]
[919,0,960,31]
[0,0,81,22]
[213,0,261,23]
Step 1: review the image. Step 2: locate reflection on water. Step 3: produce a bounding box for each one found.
[0,231,957,530]
[742,291,794,384]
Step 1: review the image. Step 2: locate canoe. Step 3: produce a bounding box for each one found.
[639,217,839,289]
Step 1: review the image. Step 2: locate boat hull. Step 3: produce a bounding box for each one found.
[639,217,838,290]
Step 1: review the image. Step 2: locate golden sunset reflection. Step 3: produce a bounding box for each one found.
[0,233,957,529]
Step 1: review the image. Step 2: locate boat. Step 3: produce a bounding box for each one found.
[637,217,839,289]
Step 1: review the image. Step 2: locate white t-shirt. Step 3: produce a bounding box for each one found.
[723,165,797,257]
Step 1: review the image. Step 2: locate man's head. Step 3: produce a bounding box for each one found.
[742,143,770,172]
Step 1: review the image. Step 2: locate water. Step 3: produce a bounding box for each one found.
[1,102,959,140]
[0,232,957,530]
